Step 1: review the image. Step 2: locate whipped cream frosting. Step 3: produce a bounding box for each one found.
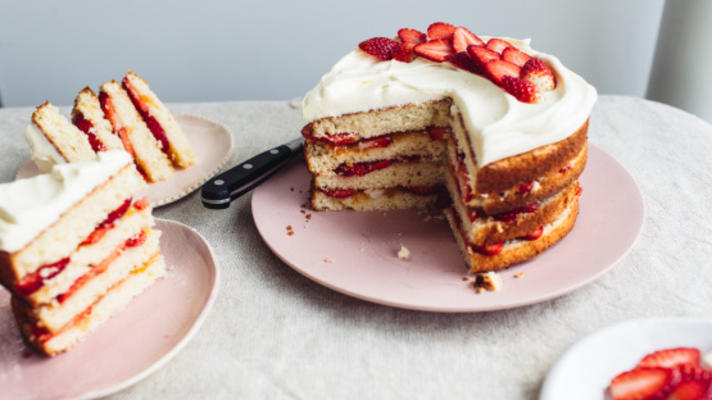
[0,150,131,253]
[302,37,597,166]
[25,123,66,173]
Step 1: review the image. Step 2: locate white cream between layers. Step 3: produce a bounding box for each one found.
[0,150,132,253]
[302,37,598,167]
[24,123,66,173]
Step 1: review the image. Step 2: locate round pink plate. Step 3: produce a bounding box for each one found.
[16,114,233,208]
[0,219,220,400]
[251,144,644,312]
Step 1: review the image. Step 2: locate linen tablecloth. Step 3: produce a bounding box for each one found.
[1,95,711,399]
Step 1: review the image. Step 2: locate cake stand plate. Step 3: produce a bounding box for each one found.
[0,219,219,400]
[539,318,712,400]
[251,144,644,312]
[15,114,233,208]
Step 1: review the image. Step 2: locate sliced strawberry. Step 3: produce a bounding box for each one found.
[501,76,540,103]
[427,22,456,40]
[321,189,357,198]
[302,125,360,146]
[359,135,393,150]
[358,37,400,61]
[452,27,483,53]
[474,242,503,256]
[393,43,416,62]
[428,126,449,140]
[467,45,500,71]
[398,28,426,45]
[638,348,701,370]
[486,38,513,54]
[445,51,481,74]
[502,47,531,67]
[414,39,454,62]
[522,226,543,241]
[609,367,680,400]
[335,159,392,177]
[519,181,534,193]
[667,365,712,400]
[134,197,150,210]
[521,58,556,92]
[522,203,539,213]
[484,60,521,86]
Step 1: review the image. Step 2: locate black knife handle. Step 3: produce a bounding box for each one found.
[201,144,295,209]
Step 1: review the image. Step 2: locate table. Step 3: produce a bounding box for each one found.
[1,96,711,399]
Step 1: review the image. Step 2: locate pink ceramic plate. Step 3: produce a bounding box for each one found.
[251,144,644,312]
[0,219,219,400]
[16,114,233,207]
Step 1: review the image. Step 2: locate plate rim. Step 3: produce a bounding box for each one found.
[538,317,712,400]
[69,218,220,400]
[251,143,645,313]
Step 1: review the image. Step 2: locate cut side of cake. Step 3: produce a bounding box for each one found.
[122,71,196,169]
[99,80,174,182]
[0,150,165,355]
[24,102,97,173]
[72,87,124,153]
[300,22,597,272]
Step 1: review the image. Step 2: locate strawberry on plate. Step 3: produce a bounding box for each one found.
[427,22,456,40]
[609,367,680,400]
[638,348,702,370]
[667,365,712,400]
[414,39,454,62]
[521,58,557,92]
[484,59,521,85]
[452,26,483,52]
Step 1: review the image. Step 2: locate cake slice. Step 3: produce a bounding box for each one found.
[71,87,124,153]
[99,80,174,182]
[0,150,166,355]
[24,102,96,173]
[122,71,196,169]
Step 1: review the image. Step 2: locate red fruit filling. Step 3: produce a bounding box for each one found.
[493,203,539,223]
[122,77,170,154]
[32,305,93,344]
[80,198,133,246]
[576,186,583,196]
[473,242,504,256]
[321,189,358,198]
[14,257,70,297]
[72,113,105,152]
[518,181,534,193]
[301,125,359,145]
[521,226,543,241]
[125,230,148,248]
[428,126,449,141]
[559,164,572,173]
[335,160,393,177]
[359,136,393,150]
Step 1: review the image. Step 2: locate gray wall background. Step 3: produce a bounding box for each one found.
[0,0,664,108]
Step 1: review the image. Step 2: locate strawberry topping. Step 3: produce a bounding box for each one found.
[359,37,401,61]
[501,76,540,103]
[484,60,521,86]
[452,27,483,53]
[414,39,454,62]
[467,45,500,70]
[426,22,456,40]
[521,58,557,92]
[486,38,513,54]
[445,52,481,74]
[501,47,531,67]
[393,43,416,62]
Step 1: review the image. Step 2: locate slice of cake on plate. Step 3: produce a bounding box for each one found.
[72,86,125,153]
[0,150,166,355]
[300,22,597,272]
[24,102,97,173]
[122,71,196,169]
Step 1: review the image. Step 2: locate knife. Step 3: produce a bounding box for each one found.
[201,137,304,209]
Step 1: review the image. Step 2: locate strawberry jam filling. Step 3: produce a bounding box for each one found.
[72,113,105,152]
[31,305,93,344]
[334,155,421,177]
[14,257,70,297]
[122,77,170,154]
[301,124,358,145]
[493,203,539,223]
[80,198,133,246]
[99,92,149,179]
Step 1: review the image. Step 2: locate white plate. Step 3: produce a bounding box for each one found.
[539,318,712,400]
[16,114,233,207]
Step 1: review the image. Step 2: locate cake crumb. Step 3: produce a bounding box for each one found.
[472,272,502,293]
[287,231,294,236]
[514,271,524,278]
[306,213,312,220]
[323,257,334,264]
[286,225,294,236]
[397,244,411,260]
[300,209,305,214]
[461,276,469,282]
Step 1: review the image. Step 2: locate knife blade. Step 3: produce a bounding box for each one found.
[201,137,304,209]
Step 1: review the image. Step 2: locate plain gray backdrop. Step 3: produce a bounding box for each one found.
[0,0,664,107]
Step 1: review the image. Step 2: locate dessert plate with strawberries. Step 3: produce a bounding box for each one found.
[251,143,644,312]
[16,114,233,207]
[540,318,712,400]
[0,219,219,400]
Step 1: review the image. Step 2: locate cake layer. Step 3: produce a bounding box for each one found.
[72,87,124,152]
[303,99,451,141]
[313,160,442,190]
[14,229,160,334]
[13,252,165,356]
[100,80,174,182]
[305,130,446,174]
[311,186,441,211]
[24,102,96,173]
[447,170,579,245]
[23,204,153,306]
[445,197,579,272]
[122,71,196,169]
[0,154,145,285]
